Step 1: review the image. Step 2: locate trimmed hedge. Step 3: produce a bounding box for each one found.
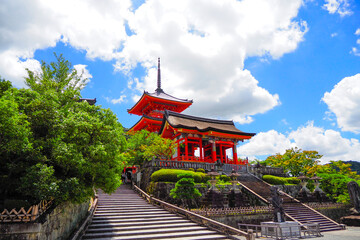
[262,175,300,185]
[151,169,209,183]
[196,168,205,173]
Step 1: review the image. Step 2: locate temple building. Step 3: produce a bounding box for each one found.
[128,58,255,165]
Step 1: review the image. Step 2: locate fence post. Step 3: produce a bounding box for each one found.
[31,204,38,221]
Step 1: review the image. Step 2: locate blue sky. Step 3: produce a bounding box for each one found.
[1,0,360,163]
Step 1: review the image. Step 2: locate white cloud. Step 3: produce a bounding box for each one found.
[238,130,293,157]
[116,0,304,122]
[330,32,338,37]
[351,29,360,56]
[112,95,127,104]
[72,64,92,89]
[105,95,127,104]
[0,0,131,87]
[74,64,92,81]
[238,122,360,163]
[323,0,352,17]
[0,0,306,122]
[322,73,360,133]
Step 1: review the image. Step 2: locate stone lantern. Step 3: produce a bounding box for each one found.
[297,173,310,192]
[229,169,240,193]
[310,174,322,192]
[207,166,220,192]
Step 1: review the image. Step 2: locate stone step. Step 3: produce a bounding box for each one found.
[88,219,191,229]
[82,226,209,238]
[90,216,184,224]
[96,205,159,210]
[320,227,344,232]
[151,234,231,240]
[83,229,224,240]
[92,213,176,220]
[86,222,199,233]
[94,210,168,215]
[95,209,165,214]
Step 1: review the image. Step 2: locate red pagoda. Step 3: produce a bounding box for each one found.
[128,58,255,165]
[128,58,193,133]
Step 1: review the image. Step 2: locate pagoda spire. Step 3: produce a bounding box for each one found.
[156,57,163,93]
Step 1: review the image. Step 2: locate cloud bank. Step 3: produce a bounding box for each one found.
[0,0,306,123]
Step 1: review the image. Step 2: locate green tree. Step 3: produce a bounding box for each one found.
[315,161,360,203]
[0,91,33,198]
[0,77,12,97]
[170,173,201,208]
[264,147,322,177]
[126,130,176,166]
[0,54,127,204]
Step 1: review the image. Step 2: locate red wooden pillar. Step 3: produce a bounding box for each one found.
[199,138,203,162]
[211,141,216,163]
[185,137,188,161]
[233,144,238,165]
[219,144,223,164]
[177,141,180,161]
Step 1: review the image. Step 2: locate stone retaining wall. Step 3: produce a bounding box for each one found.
[0,200,90,240]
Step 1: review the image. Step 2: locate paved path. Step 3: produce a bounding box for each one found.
[316,226,360,240]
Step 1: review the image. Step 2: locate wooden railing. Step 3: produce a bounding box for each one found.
[151,159,247,173]
[132,184,254,240]
[192,206,272,216]
[0,199,53,223]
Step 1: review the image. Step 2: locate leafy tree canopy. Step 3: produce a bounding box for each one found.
[0,54,127,204]
[264,147,322,177]
[263,148,360,203]
[126,130,176,166]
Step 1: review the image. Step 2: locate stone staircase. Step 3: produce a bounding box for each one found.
[238,173,344,232]
[81,185,232,240]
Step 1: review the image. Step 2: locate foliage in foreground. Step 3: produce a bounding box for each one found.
[0,55,127,204]
[170,173,202,208]
[151,169,209,183]
[263,148,360,203]
[126,130,176,166]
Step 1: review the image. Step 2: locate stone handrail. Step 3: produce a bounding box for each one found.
[237,181,269,204]
[151,159,247,173]
[133,184,254,240]
[70,195,98,240]
[0,199,53,223]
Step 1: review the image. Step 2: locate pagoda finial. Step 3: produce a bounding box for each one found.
[156,57,163,93]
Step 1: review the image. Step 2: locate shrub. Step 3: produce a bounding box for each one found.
[188,168,195,172]
[151,169,207,183]
[218,174,231,182]
[196,168,205,173]
[170,173,201,208]
[263,175,286,185]
[287,177,300,185]
[263,175,301,185]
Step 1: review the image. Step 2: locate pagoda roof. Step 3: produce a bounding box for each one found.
[78,98,97,105]
[159,110,256,139]
[127,89,193,115]
[128,114,163,133]
[128,58,192,115]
